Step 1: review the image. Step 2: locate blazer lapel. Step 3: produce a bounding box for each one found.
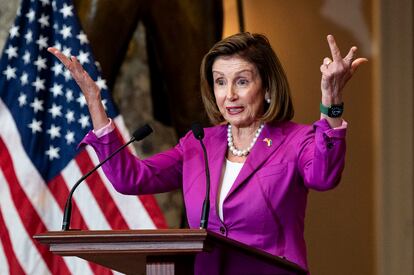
[203,125,227,214]
[226,123,286,198]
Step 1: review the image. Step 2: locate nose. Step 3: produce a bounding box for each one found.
[226,84,237,101]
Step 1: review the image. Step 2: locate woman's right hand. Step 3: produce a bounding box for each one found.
[47,47,110,130]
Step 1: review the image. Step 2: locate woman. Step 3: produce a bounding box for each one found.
[48,32,366,272]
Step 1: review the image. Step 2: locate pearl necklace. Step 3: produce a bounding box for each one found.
[227,123,264,157]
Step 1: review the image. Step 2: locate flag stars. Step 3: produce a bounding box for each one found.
[47,124,61,139]
[24,30,33,43]
[26,9,35,22]
[18,93,27,107]
[30,98,44,113]
[20,72,29,85]
[63,69,72,81]
[45,145,60,161]
[78,114,90,128]
[62,46,72,57]
[95,77,107,90]
[65,110,75,123]
[32,77,46,92]
[60,25,72,39]
[48,103,62,118]
[77,51,89,65]
[38,14,50,28]
[50,83,63,97]
[28,119,42,134]
[3,66,16,80]
[76,94,87,107]
[5,45,18,59]
[36,35,48,50]
[65,89,74,102]
[65,130,75,145]
[22,51,31,64]
[34,56,47,71]
[77,31,88,45]
[52,42,62,51]
[60,3,74,18]
[51,63,63,76]
[9,25,19,38]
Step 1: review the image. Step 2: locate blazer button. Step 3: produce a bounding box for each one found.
[219,226,226,235]
[327,142,334,149]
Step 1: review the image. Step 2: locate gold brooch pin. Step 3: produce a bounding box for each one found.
[263,138,272,147]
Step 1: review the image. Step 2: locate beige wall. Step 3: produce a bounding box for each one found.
[223,1,375,274]
[223,1,414,275]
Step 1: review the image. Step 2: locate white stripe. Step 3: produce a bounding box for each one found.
[62,257,96,275]
[86,146,156,229]
[0,171,51,275]
[0,99,94,274]
[0,240,10,275]
[61,160,111,230]
[0,100,62,231]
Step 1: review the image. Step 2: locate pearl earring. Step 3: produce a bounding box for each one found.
[265,91,271,103]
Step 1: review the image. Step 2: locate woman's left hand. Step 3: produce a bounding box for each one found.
[320,34,368,105]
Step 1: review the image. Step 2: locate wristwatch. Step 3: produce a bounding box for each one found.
[320,102,344,118]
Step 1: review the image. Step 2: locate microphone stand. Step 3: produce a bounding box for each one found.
[62,124,153,230]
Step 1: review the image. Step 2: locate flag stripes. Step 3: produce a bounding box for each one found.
[0,207,25,275]
[0,0,167,272]
[75,150,130,229]
[0,99,166,273]
[0,138,72,274]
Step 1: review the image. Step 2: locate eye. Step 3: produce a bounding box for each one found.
[237,78,249,86]
[215,78,226,86]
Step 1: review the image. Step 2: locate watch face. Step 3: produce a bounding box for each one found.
[328,106,343,118]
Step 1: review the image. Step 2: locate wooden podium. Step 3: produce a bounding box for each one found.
[34,229,306,275]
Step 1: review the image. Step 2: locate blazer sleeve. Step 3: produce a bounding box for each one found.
[79,129,186,195]
[297,119,347,191]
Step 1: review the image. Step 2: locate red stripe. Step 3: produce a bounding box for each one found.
[75,149,129,229]
[0,138,71,275]
[48,174,113,275]
[0,206,26,275]
[113,127,167,229]
[48,175,88,230]
[138,195,168,228]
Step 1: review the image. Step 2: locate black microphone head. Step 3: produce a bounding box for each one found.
[132,124,153,141]
[191,122,204,140]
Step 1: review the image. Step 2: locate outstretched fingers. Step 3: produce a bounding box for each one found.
[47,47,70,67]
[343,46,368,73]
[351,57,368,73]
[327,34,342,62]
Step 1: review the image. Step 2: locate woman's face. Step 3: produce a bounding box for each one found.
[212,55,265,128]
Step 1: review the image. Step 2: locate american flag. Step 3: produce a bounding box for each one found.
[0,0,167,274]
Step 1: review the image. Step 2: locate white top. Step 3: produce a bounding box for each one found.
[218,159,244,221]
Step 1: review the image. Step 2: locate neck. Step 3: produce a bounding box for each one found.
[231,121,262,147]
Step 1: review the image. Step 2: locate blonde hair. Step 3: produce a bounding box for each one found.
[200,32,294,125]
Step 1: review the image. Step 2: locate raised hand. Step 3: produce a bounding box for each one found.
[47,47,109,130]
[320,35,367,105]
[47,47,100,102]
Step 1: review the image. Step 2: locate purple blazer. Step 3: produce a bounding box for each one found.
[81,119,346,271]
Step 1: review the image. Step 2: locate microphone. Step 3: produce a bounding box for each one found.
[191,123,210,229]
[62,124,153,230]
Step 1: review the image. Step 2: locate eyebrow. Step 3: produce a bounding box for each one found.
[212,69,255,75]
